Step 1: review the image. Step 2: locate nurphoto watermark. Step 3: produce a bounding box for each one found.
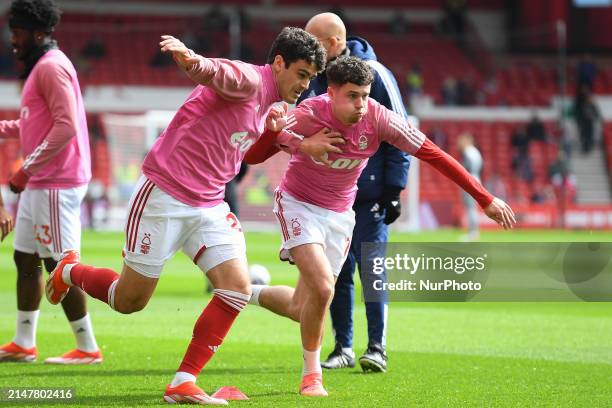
[361,242,612,302]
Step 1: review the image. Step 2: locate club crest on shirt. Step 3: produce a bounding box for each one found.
[291,218,301,237]
[140,233,152,254]
[358,133,368,150]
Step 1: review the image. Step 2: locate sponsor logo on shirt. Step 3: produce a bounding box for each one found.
[311,153,363,170]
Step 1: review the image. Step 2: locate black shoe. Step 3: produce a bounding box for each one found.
[359,342,387,373]
[320,343,355,369]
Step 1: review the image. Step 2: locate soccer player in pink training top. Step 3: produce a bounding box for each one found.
[0,0,102,365]
[45,28,336,404]
[244,56,516,397]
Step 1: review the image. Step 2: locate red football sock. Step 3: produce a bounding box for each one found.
[178,291,248,376]
[70,264,120,305]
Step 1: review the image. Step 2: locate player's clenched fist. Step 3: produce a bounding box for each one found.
[484,197,516,230]
[159,35,200,71]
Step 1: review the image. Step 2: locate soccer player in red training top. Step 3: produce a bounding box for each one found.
[0,0,102,365]
[244,56,516,396]
[45,28,341,404]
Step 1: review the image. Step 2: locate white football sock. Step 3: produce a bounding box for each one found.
[61,263,76,285]
[170,371,197,387]
[13,310,40,349]
[108,280,119,311]
[69,314,99,352]
[302,347,322,376]
[249,284,267,306]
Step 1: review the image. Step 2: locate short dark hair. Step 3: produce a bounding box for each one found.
[9,0,61,33]
[267,27,326,73]
[326,56,374,87]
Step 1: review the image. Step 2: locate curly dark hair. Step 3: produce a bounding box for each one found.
[326,56,374,87]
[267,27,326,73]
[9,0,61,33]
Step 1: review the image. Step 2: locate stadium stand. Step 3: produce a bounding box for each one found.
[2,9,612,106]
[604,123,612,176]
[418,120,562,224]
[0,1,609,228]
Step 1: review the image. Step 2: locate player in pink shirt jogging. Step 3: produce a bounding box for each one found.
[45,28,337,404]
[0,0,102,365]
[244,56,516,396]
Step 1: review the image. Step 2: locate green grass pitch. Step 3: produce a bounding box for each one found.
[0,229,611,407]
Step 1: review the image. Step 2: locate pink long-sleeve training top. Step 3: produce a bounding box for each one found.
[0,49,91,189]
[142,57,281,207]
[271,94,494,212]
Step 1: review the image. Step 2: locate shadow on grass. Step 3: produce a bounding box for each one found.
[56,390,159,407]
[0,368,171,379]
[0,366,291,379]
[247,390,293,398]
[29,391,300,406]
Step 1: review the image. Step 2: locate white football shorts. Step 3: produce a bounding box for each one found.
[123,176,246,278]
[13,185,87,261]
[273,189,355,277]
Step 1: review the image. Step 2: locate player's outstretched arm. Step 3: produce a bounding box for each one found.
[160,35,259,100]
[159,35,199,71]
[415,139,516,230]
[378,108,516,230]
[0,193,14,242]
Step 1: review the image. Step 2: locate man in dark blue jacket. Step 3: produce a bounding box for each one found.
[299,12,411,373]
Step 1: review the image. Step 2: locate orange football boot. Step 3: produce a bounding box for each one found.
[46,249,80,305]
[44,348,102,365]
[0,342,37,362]
[164,382,228,405]
[299,372,328,397]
